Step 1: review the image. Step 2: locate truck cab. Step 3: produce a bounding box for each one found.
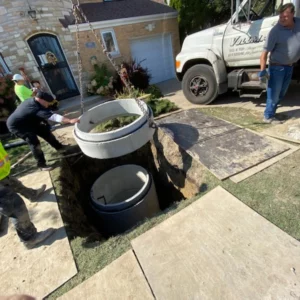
[176,0,300,105]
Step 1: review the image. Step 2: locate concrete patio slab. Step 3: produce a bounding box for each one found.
[132,186,300,300]
[0,171,77,298]
[59,251,154,300]
[262,119,300,144]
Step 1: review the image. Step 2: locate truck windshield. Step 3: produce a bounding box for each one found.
[251,0,281,18]
[235,0,282,22]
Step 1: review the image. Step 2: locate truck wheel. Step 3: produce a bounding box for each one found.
[182,64,218,105]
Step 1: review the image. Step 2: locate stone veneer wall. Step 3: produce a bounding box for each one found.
[0,0,81,94]
[0,0,180,97]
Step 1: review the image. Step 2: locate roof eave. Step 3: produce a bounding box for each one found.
[68,12,178,32]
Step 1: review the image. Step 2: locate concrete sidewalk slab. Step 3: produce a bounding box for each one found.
[0,171,77,298]
[262,119,300,144]
[59,251,154,300]
[230,136,299,183]
[132,186,300,300]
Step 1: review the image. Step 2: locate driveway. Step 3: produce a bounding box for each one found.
[157,79,300,119]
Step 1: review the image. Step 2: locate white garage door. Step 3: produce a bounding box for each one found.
[130,34,175,84]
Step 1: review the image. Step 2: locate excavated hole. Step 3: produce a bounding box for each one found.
[52,137,193,240]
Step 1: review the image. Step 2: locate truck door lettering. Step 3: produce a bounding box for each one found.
[230,35,266,47]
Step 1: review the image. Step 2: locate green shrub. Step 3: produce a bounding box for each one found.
[87,64,114,96]
[146,98,179,117]
[115,88,146,99]
[115,87,178,117]
[115,85,163,101]
[145,85,163,100]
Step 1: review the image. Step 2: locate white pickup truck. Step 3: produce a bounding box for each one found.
[175,0,300,105]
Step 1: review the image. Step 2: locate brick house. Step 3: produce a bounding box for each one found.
[0,0,179,101]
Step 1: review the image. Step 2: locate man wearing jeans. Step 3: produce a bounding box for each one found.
[259,3,300,124]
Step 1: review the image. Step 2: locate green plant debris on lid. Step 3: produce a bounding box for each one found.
[89,115,139,133]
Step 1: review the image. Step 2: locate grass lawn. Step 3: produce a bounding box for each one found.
[198,106,271,132]
[5,141,38,177]
[47,106,300,299]
[5,137,65,177]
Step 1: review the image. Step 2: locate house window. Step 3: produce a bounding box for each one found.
[0,54,11,77]
[101,29,120,56]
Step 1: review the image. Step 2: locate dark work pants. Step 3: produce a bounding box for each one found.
[15,123,62,167]
[1,176,36,200]
[0,184,37,241]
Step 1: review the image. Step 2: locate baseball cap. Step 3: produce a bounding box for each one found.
[12,74,24,81]
[36,91,55,102]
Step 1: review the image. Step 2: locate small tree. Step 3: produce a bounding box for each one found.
[170,0,231,43]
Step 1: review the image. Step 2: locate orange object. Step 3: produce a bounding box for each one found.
[176,60,181,69]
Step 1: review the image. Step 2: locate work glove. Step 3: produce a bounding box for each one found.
[258,69,269,80]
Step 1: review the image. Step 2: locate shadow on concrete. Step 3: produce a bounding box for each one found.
[0,216,9,238]
[0,220,66,249]
[156,78,182,96]
[276,109,300,119]
[35,187,56,203]
[32,226,67,249]
[215,83,300,109]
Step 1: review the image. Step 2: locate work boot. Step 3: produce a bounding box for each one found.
[31,184,46,202]
[263,117,282,125]
[24,228,55,249]
[39,164,54,171]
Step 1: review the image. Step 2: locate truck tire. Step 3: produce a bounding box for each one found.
[182,64,218,105]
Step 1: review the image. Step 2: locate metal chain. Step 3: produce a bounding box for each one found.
[73,3,84,114]
[72,4,154,126]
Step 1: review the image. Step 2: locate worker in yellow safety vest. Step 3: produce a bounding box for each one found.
[0,142,10,180]
[0,141,55,248]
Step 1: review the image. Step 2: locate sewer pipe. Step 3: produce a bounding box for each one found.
[90,165,160,235]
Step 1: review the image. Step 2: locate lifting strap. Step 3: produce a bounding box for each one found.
[72,2,153,126]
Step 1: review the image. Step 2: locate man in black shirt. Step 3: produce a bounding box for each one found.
[7,92,79,171]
